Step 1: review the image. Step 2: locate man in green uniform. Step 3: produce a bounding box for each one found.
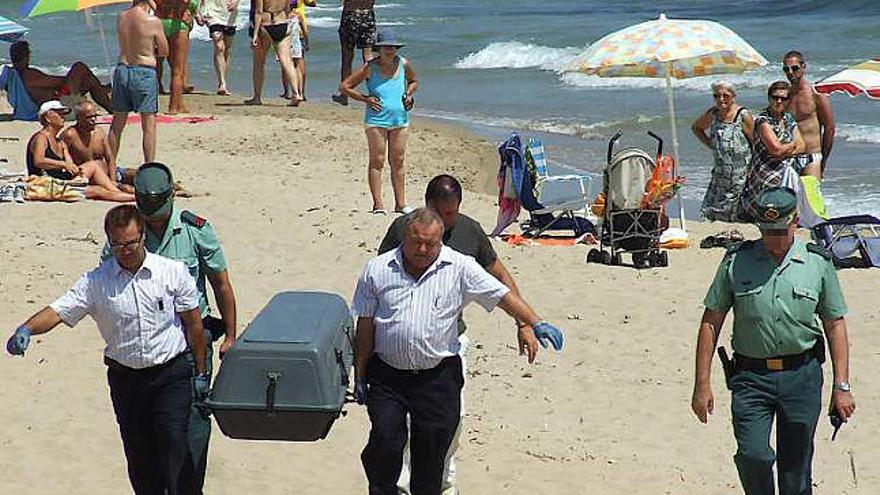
[106,162,238,494]
[691,187,855,494]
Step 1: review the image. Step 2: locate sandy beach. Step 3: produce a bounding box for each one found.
[0,94,877,494]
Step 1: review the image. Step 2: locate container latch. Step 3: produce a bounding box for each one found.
[336,349,350,387]
[266,372,281,415]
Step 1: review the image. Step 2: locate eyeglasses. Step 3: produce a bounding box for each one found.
[109,234,143,251]
[770,94,789,102]
[713,93,733,99]
[782,64,802,74]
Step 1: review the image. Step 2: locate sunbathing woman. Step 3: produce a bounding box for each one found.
[27,102,134,202]
[246,0,301,106]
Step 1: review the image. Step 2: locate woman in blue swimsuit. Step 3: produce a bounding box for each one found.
[340,29,419,214]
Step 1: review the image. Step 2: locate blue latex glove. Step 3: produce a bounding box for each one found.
[533,321,564,351]
[193,373,211,402]
[6,325,31,356]
[354,377,369,405]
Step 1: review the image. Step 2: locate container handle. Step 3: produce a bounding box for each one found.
[266,372,280,413]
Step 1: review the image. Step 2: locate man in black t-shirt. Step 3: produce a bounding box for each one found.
[378,174,532,495]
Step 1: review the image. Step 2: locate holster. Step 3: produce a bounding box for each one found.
[203,315,225,343]
[717,346,736,390]
[813,335,827,364]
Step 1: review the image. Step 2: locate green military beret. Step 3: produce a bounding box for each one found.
[754,187,797,230]
[134,162,174,219]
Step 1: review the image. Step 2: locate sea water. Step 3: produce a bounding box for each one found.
[4,0,879,216]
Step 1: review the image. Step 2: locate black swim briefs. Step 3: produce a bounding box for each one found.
[209,24,236,37]
[338,8,377,49]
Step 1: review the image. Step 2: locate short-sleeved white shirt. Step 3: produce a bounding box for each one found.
[50,252,199,369]
[352,246,509,370]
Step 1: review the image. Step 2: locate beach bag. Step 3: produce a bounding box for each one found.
[25,175,86,202]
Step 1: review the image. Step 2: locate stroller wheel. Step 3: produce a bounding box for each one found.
[632,252,647,269]
[658,251,669,267]
[609,252,620,266]
[587,249,600,263]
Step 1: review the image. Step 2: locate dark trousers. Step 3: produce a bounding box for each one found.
[362,356,463,495]
[731,358,822,495]
[107,353,193,495]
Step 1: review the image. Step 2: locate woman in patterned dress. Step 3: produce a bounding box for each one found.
[740,81,805,221]
[691,81,754,222]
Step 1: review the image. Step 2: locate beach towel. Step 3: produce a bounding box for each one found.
[0,65,39,121]
[796,175,828,228]
[96,115,216,125]
[25,175,86,202]
[490,133,525,236]
[500,233,596,246]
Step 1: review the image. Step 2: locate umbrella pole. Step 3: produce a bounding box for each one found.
[665,61,687,232]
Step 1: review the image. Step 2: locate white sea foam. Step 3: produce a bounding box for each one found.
[307,16,338,29]
[420,109,661,140]
[837,123,880,144]
[454,41,583,71]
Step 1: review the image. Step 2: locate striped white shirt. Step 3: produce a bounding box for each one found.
[50,252,199,369]
[352,246,510,370]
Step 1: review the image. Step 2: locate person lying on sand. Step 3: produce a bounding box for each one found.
[9,41,113,115]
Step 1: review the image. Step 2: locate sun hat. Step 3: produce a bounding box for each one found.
[38,100,70,118]
[374,29,405,48]
[134,162,174,219]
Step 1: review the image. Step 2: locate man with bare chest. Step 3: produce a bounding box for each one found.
[331,0,377,105]
[62,101,135,188]
[783,50,835,179]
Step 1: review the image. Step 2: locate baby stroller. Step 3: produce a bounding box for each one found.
[587,130,669,268]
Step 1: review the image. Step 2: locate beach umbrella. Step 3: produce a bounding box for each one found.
[20,0,128,18]
[0,15,29,42]
[568,13,768,233]
[814,58,880,100]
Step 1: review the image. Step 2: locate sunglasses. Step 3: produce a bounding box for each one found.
[770,94,789,102]
[782,64,802,74]
[713,93,733,99]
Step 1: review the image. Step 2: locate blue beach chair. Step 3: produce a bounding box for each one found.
[526,138,594,203]
[0,65,39,121]
[812,214,880,268]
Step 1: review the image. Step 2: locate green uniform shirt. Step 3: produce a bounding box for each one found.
[704,238,847,359]
[102,207,227,317]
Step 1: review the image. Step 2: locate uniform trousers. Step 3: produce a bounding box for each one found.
[362,355,463,495]
[731,357,822,495]
[106,353,193,495]
[181,326,215,494]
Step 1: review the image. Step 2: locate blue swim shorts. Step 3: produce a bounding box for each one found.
[112,64,158,114]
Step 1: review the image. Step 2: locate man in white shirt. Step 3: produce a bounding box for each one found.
[352,207,564,495]
[6,204,208,495]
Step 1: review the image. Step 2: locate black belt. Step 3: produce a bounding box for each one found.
[104,352,185,373]
[376,355,459,376]
[734,349,814,372]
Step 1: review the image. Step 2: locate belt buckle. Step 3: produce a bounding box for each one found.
[766,358,784,371]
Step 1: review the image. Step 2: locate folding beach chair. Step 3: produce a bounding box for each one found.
[518,158,594,238]
[0,65,39,121]
[526,138,594,204]
[812,214,880,268]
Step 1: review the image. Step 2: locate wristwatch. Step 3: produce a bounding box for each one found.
[833,382,852,393]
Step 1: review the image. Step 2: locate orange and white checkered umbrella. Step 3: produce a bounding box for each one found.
[569,13,768,79]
